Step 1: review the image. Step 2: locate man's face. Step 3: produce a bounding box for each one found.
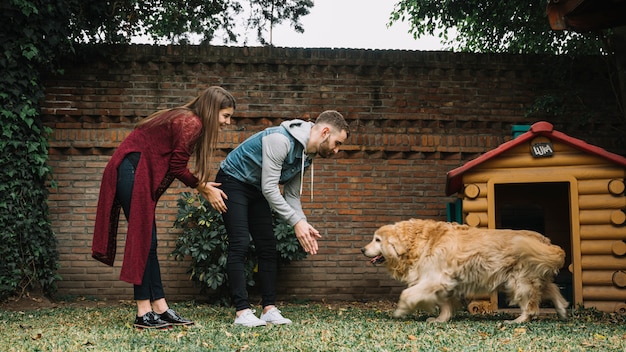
[317,127,348,158]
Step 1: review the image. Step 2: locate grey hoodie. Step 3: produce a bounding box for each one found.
[219,119,314,226]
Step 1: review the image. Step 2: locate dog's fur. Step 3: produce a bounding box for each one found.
[361,219,569,323]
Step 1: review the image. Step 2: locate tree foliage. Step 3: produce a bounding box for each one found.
[245,0,313,45]
[67,0,238,44]
[390,0,605,54]
[67,0,312,45]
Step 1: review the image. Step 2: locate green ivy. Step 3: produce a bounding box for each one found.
[172,192,307,305]
[0,0,71,301]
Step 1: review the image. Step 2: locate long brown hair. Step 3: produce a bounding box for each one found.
[136,86,236,185]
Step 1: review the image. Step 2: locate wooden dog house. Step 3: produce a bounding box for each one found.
[445,121,626,314]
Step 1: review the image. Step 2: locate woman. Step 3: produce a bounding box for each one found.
[92,86,235,329]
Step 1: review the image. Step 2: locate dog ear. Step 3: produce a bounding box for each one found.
[386,229,407,257]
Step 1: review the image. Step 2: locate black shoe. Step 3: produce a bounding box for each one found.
[133,311,173,330]
[159,308,194,326]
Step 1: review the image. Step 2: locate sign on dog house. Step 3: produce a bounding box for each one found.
[445,121,626,314]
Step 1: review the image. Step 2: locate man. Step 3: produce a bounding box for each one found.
[211,110,349,327]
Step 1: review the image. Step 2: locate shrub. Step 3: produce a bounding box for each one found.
[172,192,307,305]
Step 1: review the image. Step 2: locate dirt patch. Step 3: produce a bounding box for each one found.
[1,290,396,312]
[0,291,118,312]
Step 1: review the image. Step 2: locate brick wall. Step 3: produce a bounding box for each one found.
[41,45,624,302]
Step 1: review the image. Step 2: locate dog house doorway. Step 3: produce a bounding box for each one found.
[493,181,574,307]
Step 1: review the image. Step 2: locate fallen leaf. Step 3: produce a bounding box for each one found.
[408,335,417,340]
[31,333,42,340]
[514,327,527,336]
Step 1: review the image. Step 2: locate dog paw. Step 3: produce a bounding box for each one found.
[426,317,449,323]
[392,310,407,319]
[504,316,530,324]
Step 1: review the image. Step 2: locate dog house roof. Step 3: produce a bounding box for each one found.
[445,121,626,195]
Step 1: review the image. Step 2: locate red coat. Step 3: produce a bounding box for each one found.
[92,110,202,284]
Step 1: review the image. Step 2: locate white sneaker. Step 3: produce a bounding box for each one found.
[260,307,292,325]
[234,309,267,327]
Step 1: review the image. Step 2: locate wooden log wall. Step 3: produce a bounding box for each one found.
[578,169,626,312]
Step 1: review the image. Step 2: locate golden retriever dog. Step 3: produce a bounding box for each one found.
[361,219,569,323]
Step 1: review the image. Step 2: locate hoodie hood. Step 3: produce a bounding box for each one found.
[280,119,315,200]
[280,120,313,149]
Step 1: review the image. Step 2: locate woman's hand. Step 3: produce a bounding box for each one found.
[197,182,228,213]
[293,220,322,255]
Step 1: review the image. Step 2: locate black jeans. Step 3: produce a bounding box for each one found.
[116,154,165,301]
[216,169,277,311]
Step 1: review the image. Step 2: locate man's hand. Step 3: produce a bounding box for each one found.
[197,182,228,214]
[294,220,322,255]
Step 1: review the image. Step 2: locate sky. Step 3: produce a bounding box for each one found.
[241,0,446,51]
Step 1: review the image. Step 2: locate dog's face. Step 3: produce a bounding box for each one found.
[361,224,408,265]
[361,230,386,264]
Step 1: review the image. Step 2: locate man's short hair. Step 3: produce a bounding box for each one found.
[315,110,350,138]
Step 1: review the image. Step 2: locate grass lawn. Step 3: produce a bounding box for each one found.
[1,299,625,351]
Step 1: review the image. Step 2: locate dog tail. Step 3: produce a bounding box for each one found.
[515,233,565,277]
